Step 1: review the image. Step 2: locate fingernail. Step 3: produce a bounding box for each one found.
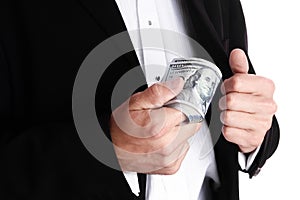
[219,96,226,110]
[220,82,226,94]
[164,77,184,94]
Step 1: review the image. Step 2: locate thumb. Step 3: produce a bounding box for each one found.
[129,77,184,110]
[229,48,249,74]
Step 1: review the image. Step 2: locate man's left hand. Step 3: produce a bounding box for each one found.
[219,48,277,153]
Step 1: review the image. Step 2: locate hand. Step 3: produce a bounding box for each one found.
[110,78,201,174]
[219,49,277,153]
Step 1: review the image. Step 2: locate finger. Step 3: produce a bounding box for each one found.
[222,74,275,97]
[113,103,187,140]
[229,48,249,74]
[116,141,190,173]
[149,142,190,175]
[220,110,257,131]
[146,107,187,137]
[129,106,186,130]
[130,77,184,110]
[219,93,277,114]
[127,107,187,138]
[222,126,263,153]
[117,141,189,173]
[134,122,200,153]
[112,119,200,154]
[154,123,201,155]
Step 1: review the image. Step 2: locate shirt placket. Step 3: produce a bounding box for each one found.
[137,0,167,86]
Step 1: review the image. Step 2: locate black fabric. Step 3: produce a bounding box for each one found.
[247,116,280,178]
[0,0,279,199]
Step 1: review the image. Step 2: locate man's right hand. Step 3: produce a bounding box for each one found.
[110,78,201,175]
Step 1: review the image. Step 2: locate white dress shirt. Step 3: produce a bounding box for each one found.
[114,0,260,199]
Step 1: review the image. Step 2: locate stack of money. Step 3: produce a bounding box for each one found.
[163,58,222,123]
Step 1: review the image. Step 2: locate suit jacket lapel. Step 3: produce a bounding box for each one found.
[182,0,233,80]
[77,0,125,37]
[184,1,240,199]
[213,135,240,200]
[76,1,145,199]
[76,0,140,66]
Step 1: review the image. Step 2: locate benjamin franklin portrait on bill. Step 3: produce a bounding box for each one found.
[176,67,217,115]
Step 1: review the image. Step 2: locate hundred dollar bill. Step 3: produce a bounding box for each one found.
[163,58,222,123]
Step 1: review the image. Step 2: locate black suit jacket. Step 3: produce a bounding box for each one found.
[0,0,279,199]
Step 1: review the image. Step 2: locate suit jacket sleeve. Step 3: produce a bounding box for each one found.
[227,0,280,178]
[0,1,136,199]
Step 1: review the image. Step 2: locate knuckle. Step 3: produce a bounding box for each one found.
[159,146,172,157]
[160,157,172,168]
[221,111,231,126]
[222,126,233,141]
[226,93,235,109]
[258,119,272,132]
[131,110,150,127]
[164,166,180,175]
[266,78,275,91]
[148,84,163,104]
[163,160,182,175]
[249,134,262,147]
[231,75,242,91]
[267,102,277,116]
[129,92,142,107]
[148,124,166,138]
[265,118,273,130]
[261,99,277,114]
[250,135,259,146]
[222,80,229,92]
[270,100,278,113]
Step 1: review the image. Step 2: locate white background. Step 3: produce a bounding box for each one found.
[239,0,300,199]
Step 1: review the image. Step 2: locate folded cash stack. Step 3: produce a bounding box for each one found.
[163,58,222,123]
